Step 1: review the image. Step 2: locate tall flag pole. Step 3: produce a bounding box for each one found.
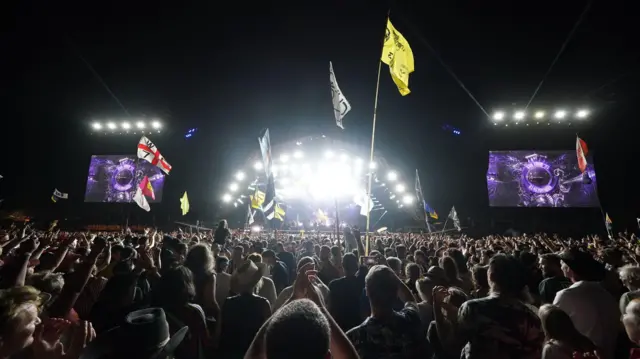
[329,62,352,129]
[414,169,432,233]
[366,11,416,255]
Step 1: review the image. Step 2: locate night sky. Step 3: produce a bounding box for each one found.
[2,0,639,231]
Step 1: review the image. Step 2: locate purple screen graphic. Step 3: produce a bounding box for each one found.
[487,151,598,207]
[84,155,165,203]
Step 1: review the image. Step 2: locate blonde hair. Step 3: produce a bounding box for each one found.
[0,286,42,336]
[620,265,640,289]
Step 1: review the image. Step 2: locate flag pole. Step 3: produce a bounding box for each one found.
[365,10,390,256]
[334,198,341,247]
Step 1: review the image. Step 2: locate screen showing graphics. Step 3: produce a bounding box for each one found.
[84,155,165,203]
[487,151,598,207]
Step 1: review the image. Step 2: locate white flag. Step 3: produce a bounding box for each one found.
[133,187,150,212]
[354,190,374,217]
[448,206,461,231]
[247,204,255,225]
[329,62,351,129]
[137,136,172,174]
[53,189,68,199]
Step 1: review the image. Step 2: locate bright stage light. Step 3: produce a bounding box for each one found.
[324,150,334,159]
[251,225,261,232]
[369,162,377,169]
[235,171,245,181]
[136,121,145,129]
[534,111,545,119]
[280,154,289,163]
[222,193,232,202]
[122,122,131,130]
[402,195,414,204]
[576,109,589,118]
[107,122,117,130]
[229,183,239,192]
[514,111,525,120]
[293,150,303,159]
[493,111,505,121]
[340,153,348,162]
[151,121,162,129]
[92,122,102,130]
[254,162,263,170]
[387,171,398,181]
[554,110,567,119]
[395,184,405,192]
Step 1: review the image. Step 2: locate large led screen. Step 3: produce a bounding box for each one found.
[84,155,165,203]
[487,151,598,207]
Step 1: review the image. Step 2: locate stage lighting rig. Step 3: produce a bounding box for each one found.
[490,107,591,127]
[90,118,163,135]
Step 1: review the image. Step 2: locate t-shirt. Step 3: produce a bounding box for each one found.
[458,295,544,359]
[346,303,424,359]
[539,276,571,304]
[328,276,365,332]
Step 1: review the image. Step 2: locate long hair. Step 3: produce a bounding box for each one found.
[539,304,597,352]
[154,266,196,310]
[185,244,215,280]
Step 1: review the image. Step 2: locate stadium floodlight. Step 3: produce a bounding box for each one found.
[534,111,545,119]
[395,184,405,193]
[492,111,505,121]
[136,121,145,129]
[402,195,414,204]
[151,121,162,129]
[107,122,117,130]
[122,122,131,130]
[254,161,263,170]
[514,111,525,120]
[387,171,398,181]
[293,150,303,159]
[235,171,245,181]
[229,183,239,192]
[92,122,102,130]
[222,193,232,202]
[554,110,567,119]
[576,109,590,118]
[280,154,289,163]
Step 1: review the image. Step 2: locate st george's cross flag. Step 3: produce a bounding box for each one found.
[137,136,172,174]
[329,61,351,129]
[133,183,151,212]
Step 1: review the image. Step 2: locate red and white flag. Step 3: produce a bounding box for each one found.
[133,187,150,212]
[139,175,155,200]
[576,136,588,173]
[137,136,172,174]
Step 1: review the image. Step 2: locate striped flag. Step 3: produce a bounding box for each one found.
[258,129,273,178]
[263,174,277,220]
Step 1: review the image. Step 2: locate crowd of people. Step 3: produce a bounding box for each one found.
[1,220,640,359]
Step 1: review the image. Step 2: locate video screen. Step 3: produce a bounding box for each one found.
[487,151,598,207]
[84,155,165,203]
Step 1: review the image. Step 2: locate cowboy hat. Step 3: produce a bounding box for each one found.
[230,260,263,293]
[79,308,188,359]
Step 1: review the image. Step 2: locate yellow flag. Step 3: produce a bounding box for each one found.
[180,191,189,216]
[381,19,414,96]
[250,189,265,209]
[274,203,286,221]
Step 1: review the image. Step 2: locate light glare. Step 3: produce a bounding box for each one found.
[387,172,398,181]
[229,183,239,192]
[254,162,263,170]
[576,109,589,118]
[534,111,545,119]
[222,193,232,202]
[395,184,405,192]
[92,123,102,130]
[122,122,131,130]
[151,121,161,129]
[293,150,303,158]
[493,111,505,121]
[235,171,245,181]
[136,121,145,129]
[402,195,414,204]
[107,122,117,130]
[514,111,525,120]
[554,110,567,119]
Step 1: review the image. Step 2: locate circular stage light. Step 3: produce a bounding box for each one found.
[222,193,232,202]
[235,171,245,181]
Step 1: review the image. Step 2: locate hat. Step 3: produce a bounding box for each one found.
[230,260,263,293]
[79,308,187,359]
[558,248,605,281]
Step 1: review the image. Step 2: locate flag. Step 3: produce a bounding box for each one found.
[316,209,329,223]
[414,169,431,232]
[427,206,439,220]
[605,213,612,231]
[137,136,172,175]
[576,136,588,173]
[139,176,155,201]
[247,204,255,225]
[258,129,273,178]
[274,203,286,221]
[448,206,461,231]
[180,192,189,216]
[381,19,415,96]
[53,189,68,199]
[51,195,57,203]
[329,61,351,129]
[263,174,277,220]
[636,218,639,230]
[354,190,374,217]
[133,186,150,212]
[250,188,266,209]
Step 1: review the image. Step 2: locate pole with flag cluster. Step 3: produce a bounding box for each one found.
[364,13,415,255]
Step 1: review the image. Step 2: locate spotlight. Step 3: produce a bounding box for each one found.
[324,150,334,159]
[235,171,245,181]
[107,122,117,130]
[280,154,289,163]
[151,121,162,129]
[293,150,303,159]
[369,162,377,169]
[554,110,567,119]
[402,195,414,204]
[492,111,505,121]
[534,111,545,119]
[251,225,261,232]
[395,184,405,192]
[254,162,263,170]
[222,193,232,202]
[340,153,348,162]
[576,109,589,118]
[122,122,131,130]
[136,121,145,129]
[92,122,102,130]
[229,183,239,192]
[387,172,398,181]
[514,111,525,120]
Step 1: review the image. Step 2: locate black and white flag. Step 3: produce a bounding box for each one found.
[329,61,351,129]
[448,206,461,232]
[263,174,277,220]
[247,203,255,225]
